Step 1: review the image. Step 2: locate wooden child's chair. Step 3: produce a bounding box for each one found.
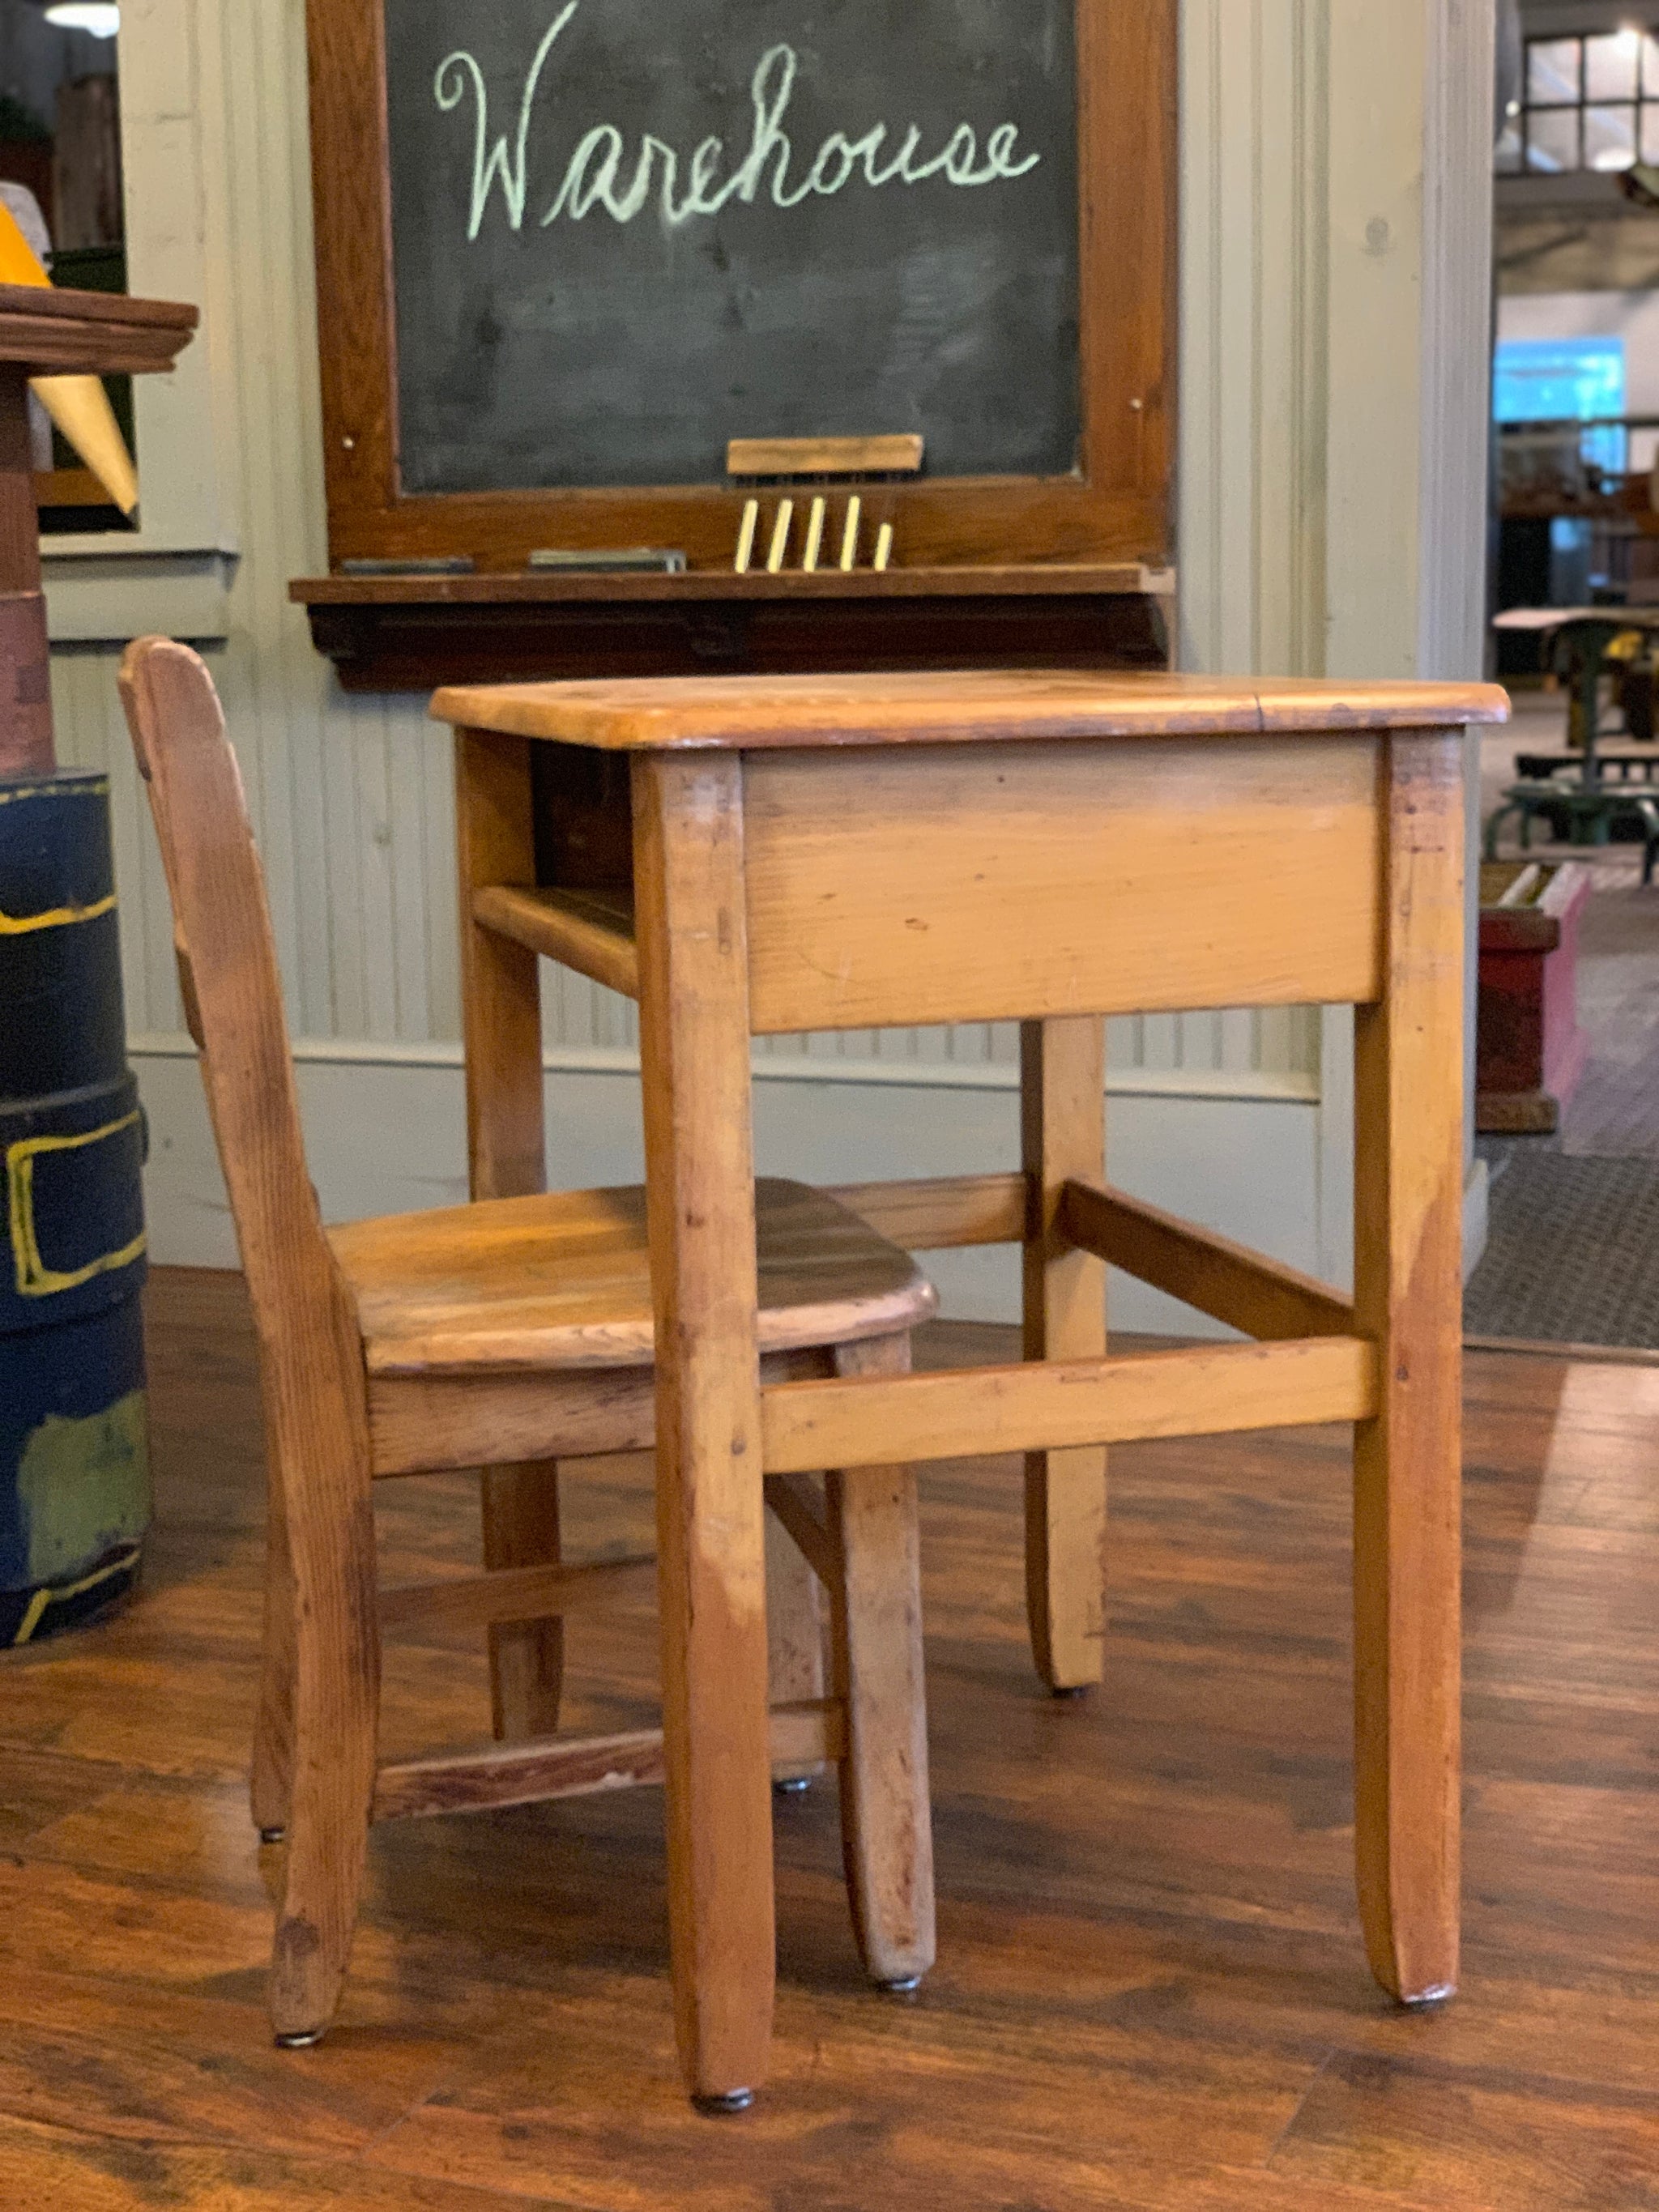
[118,637,936,2107]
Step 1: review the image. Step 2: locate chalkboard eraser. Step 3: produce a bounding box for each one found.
[340,556,476,576]
[528,548,688,573]
[727,435,924,479]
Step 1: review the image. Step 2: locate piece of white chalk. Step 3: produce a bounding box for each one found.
[839,496,862,572]
[766,500,795,574]
[734,499,760,573]
[802,496,827,573]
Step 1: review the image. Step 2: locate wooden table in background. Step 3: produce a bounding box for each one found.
[433,667,1507,2104]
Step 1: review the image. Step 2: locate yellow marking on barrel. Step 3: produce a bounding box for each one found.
[0,778,109,806]
[0,890,116,935]
[11,1541,143,1647]
[7,1110,147,1298]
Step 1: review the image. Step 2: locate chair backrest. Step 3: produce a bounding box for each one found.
[117,638,351,1383]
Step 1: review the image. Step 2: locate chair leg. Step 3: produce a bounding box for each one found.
[825,1336,935,1992]
[766,1511,825,1788]
[250,1477,296,1843]
[268,1446,382,2047]
[481,1462,565,1740]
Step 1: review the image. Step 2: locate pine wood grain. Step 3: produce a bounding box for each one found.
[454,723,561,1741]
[1058,1176,1355,1340]
[119,640,383,2044]
[331,1178,933,1375]
[373,1706,843,1824]
[632,751,777,2104]
[471,883,640,1000]
[737,737,1390,1031]
[432,667,1509,752]
[1021,1019,1109,1692]
[761,1337,1379,1475]
[825,1335,935,1989]
[823,1173,1029,1251]
[1350,732,1466,2006]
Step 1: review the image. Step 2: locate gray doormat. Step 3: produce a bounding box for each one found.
[1465,1152,1659,1349]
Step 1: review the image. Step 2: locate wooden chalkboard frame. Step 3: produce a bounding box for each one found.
[305,0,1174,574]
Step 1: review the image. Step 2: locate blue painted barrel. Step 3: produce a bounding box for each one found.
[0,770,148,1647]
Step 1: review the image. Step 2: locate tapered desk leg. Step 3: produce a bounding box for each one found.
[1021,1017,1107,1692]
[455,729,564,1741]
[1352,731,1465,2005]
[633,752,774,2108]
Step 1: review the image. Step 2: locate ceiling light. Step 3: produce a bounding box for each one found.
[44,3,119,35]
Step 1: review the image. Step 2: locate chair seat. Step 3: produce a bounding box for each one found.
[330,1178,936,1376]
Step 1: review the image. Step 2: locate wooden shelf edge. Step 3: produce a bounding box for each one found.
[291,562,1176,609]
[0,283,198,377]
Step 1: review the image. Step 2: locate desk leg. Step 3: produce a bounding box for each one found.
[455,730,564,1742]
[1352,731,1464,2005]
[1021,1017,1108,1693]
[634,752,774,2108]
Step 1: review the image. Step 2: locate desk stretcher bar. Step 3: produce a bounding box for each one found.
[761,1334,1376,1475]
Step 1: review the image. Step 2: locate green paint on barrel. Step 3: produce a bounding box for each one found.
[18,1389,150,1587]
[0,771,149,1648]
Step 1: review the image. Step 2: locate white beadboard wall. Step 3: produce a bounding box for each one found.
[40,0,1494,1311]
[53,0,1324,1091]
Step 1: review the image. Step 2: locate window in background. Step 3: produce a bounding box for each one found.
[1495,334,1627,459]
[1496,27,1659,175]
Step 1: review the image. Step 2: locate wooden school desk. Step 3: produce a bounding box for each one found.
[432,668,1508,2105]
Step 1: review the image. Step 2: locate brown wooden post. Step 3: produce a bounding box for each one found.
[0,368,53,777]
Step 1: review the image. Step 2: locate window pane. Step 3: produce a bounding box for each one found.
[1528,36,1581,105]
[1643,100,1659,162]
[1495,117,1524,174]
[1527,106,1581,173]
[1642,34,1659,96]
[1586,30,1641,101]
[1586,103,1638,170]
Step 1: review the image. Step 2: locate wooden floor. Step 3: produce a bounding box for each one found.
[2,1270,1657,2210]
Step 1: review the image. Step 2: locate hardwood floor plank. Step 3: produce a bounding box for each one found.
[1274,2047,1659,2210]
[0,1278,1652,2207]
[0,2110,586,2212]
[0,1969,458,2160]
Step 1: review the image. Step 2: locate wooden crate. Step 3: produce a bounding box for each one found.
[1476,860,1591,1134]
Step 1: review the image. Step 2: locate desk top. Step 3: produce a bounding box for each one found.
[430,668,1509,753]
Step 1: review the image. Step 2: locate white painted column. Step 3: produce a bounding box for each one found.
[1324,0,1496,1275]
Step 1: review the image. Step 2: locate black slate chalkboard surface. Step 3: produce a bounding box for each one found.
[385,0,1079,497]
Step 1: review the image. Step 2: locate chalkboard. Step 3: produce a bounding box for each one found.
[383,0,1080,496]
